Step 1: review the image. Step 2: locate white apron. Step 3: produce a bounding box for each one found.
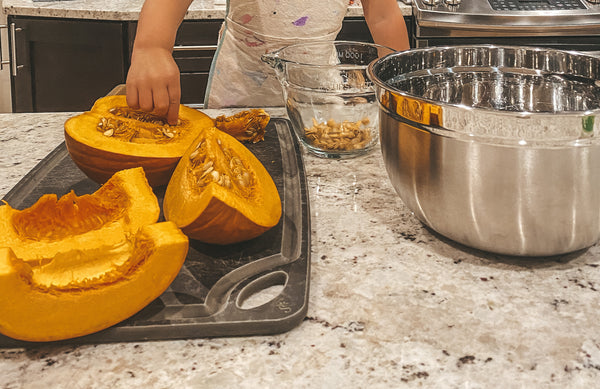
[204,0,349,108]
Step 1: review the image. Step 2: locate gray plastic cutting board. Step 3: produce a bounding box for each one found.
[0,117,310,347]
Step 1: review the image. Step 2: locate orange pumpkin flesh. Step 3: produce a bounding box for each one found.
[0,167,189,342]
[0,221,188,342]
[64,95,214,187]
[163,127,281,245]
[0,167,159,263]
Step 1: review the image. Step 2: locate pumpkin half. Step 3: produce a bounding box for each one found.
[0,167,159,263]
[64,95,214,187]
[163,127,281,245]
[0,221,188,342]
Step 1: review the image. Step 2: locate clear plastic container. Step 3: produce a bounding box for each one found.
[262,41,394,159]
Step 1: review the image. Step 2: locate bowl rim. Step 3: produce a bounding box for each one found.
[367,44,600,118]
[262,40,396,69]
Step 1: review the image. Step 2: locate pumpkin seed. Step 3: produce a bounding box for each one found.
[222,175,232,189]
[202,161,214,171]
[189,149,200,160]
[304,117,372,151]
[200,166,214,178]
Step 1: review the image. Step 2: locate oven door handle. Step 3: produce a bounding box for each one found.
[173,45,218,52]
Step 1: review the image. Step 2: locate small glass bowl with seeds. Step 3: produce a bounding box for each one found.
[263,41,393,159]
[287,91,380,159]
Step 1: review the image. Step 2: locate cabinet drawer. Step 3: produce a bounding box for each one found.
[180,72,209,105]
[174,49,215,73]
[175,20,223,46]
[127,19,222,70]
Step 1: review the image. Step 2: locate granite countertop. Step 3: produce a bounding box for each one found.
[0,109,599,388]
[1,0,413,20]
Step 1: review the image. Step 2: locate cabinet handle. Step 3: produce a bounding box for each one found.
[0,24,8,70]
[10,23,23,77]
[173,45,218,52]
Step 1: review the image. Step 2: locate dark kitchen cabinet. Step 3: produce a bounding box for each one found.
[9,16,127,113]
[338,16,415,47]
[338,17,375,42]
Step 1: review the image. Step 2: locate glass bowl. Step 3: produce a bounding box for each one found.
[262,41,395,159]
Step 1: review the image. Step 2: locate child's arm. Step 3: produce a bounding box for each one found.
[361,0,410,51]
[126,0,193,125]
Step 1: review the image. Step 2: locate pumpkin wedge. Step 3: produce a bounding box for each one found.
[0,221,188,342]
[0,167,159,263]
[214,109,270,143]
[64,95,214,187]
[163,127,281,245]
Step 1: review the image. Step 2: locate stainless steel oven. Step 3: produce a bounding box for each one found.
[412,0,600,56]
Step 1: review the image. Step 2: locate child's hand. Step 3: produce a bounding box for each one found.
[126,46,181,125]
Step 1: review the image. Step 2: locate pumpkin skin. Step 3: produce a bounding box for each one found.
[64,95,214,187]
[0,221,188,342]
[0,167,188,342]
[163,127,281,245]
[0,167,159,263]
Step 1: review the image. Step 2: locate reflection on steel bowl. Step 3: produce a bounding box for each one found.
[367,45,600,256]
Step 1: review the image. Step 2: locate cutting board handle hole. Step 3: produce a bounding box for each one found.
[236,271,288,310]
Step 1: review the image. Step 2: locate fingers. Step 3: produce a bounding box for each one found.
[125,82,140,110]
[125,48,181,124]
[125,72,154,112]
[166,84,181,125]
[151,88,171,118]
[138,87,155,113]
[152,77,180,125]
[128,84,180,125]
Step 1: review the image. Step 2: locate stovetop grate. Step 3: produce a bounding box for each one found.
[488,0,586,10]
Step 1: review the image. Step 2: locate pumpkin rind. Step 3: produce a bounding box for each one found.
[64,95,214,187]
[0,221,188,342]
[163,127,281,244]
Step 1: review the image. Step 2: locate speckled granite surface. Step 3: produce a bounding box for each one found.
[0,109,599,387]
[1,0,412,20]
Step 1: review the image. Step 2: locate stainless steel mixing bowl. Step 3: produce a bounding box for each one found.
[367,45,600,256]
